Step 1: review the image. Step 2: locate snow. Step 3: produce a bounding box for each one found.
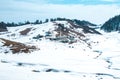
[0,22,120,80]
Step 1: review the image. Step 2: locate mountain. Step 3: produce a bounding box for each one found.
[0,19,101,53]
[1,18,120,80]
[101,15,120,32]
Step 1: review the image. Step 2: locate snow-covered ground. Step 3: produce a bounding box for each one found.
[0,22,120,80]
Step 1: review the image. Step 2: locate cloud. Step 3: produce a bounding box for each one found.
[101,0,118,2]
[0,0,120,24]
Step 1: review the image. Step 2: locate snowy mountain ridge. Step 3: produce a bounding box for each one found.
[0,20,101,53]
[0,20,120,80]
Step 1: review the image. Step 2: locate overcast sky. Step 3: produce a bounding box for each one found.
[0,0,120,24]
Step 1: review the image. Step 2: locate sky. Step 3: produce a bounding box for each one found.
[0,0,120,24]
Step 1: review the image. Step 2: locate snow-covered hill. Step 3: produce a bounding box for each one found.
[0,21,120,80]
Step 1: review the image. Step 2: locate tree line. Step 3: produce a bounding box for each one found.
[0,17,97,31]
[0,18,67,28]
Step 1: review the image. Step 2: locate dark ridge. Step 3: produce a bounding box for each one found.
[96,73,120,79]
[72,19,97,26]
[101,14,120,32]
[68,21,101,35]
[45,68,59,72]
[32,70,40,72]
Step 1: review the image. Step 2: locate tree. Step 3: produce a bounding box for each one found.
[44,19,49,23]
[50,18,54,22]
[39,20,42,24]
[34,20,39,24]
[25,21,30,24]
[0,22,7,31]
[18,22,24,26]
[56,17,66,21]
[0,22,6,29]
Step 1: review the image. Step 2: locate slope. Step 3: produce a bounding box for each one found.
[1,20,120,80]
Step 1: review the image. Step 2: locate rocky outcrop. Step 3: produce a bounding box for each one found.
[0,38,37,54]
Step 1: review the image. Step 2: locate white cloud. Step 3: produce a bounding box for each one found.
[101,0,118,2]
[0,0,120,24]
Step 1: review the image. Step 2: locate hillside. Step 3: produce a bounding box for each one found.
[101,15,120,32]
[0,19,120,80]
[0,20,101,53]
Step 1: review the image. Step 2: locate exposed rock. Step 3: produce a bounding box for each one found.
[20,28,32,35]
[0,38,37,54]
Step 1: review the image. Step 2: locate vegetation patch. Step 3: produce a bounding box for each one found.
[0,38,37,54]
[19,28,32,35]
